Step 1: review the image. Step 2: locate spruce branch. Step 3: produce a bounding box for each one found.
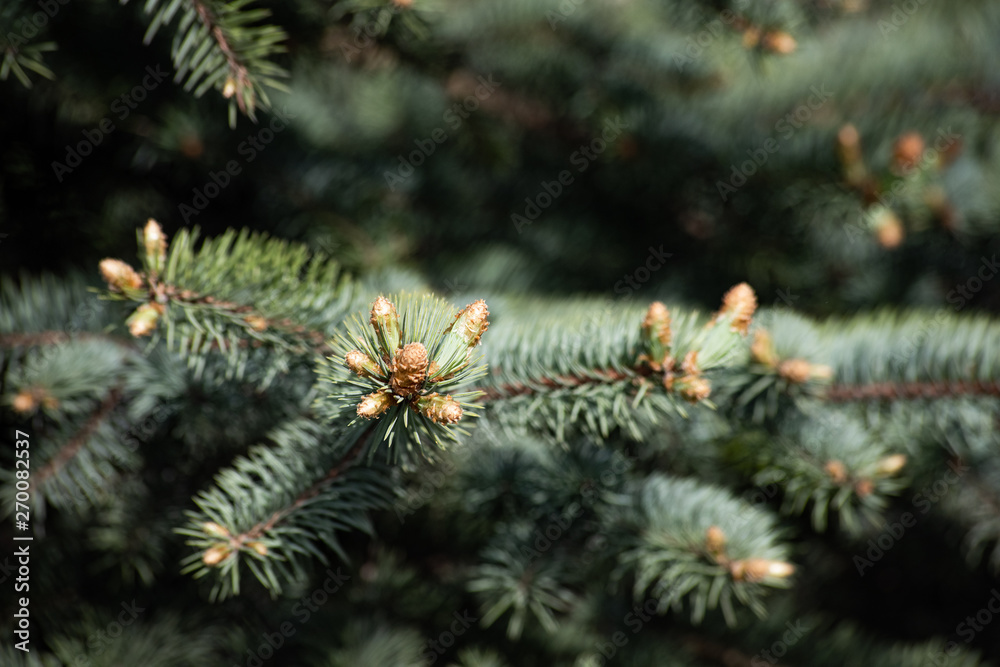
[99,221,353,385]
[124,0,289,125]
[472,285,758,442]
[318,293,489,464]
[610,475,794,626]
[31,387,123,491]
[176,417,395,600]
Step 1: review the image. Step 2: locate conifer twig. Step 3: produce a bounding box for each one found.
[826,379,1000,402]
[237,424,375,541]
[189,0,253,114]
[32,387,123,489]
[476,366,651,401]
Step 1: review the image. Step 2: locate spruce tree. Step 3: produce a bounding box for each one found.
[3,0,1000,665]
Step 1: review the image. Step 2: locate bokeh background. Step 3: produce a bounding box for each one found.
[3,0,1000,664]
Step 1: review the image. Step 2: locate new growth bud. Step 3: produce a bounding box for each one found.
[875,454,907,476]
[448,299,490,349]
[712,283,757,335]
[126,302,164,337]
[370,296,401,358]
[642,301,672,370]
[202,544,232,566]
[390,343,429,398]
[346,349,381,379]
[415,393,464,424]
[99,258,143,293]
[143,219,168,276]
[730,558,795,582]
[705,525,727,561]
[750,329,779,368]
[357,389,394,419]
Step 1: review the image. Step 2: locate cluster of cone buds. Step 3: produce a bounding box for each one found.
[837,125,961,248]
[346,296,488,425]
[641,283,757,403]
[704,525,795,584]
[825,453,907,497]
[11,386,60,414]
[99,219,168,337]
[750,329,833,384]
[200,521,267,567]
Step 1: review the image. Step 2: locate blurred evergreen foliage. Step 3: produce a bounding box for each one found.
[2,0,1000,664]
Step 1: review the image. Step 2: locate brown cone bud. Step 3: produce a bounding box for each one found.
[751,329,779,368]
[824,460,848,484]
[357,389,394,419]
[390,343,429,398]
[778,358,812,384]
[731,558,795,582]
[100,259,143,293]
[642,302,672,370]
[448,299,490,348]
[706,526,726,559]
[875,454,907,476]
[143,219,168,275]
[11,388,56,413]
[643,302,672,346]
[202,522,230,538]
[345,349,380,379]
[837,124,868,187]
[871,206,904,248]
[892,132,925,174]
[126,302,164,337]
[742,26,762,48]
[855,478,874,497]
[763,30,797,54]
[415,393,464,424]
[370,296,401,357]
[680,350,700,376]
[12,391,38,414]
[246,541,268,557]
[244,315,268,332]
[677,375,712,403]
[712,283,757,335]
[202,545,231,566]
